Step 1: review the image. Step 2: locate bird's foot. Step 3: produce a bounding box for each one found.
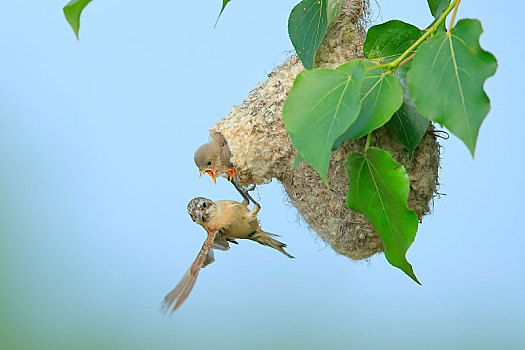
[244,184,256,192]
[231,176,260,209]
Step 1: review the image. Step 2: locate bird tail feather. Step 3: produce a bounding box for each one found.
[254,231,294,259]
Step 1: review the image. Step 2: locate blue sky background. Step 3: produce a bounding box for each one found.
[1,1,523,349]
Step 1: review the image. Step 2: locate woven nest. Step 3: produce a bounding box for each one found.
[209,0,440,260]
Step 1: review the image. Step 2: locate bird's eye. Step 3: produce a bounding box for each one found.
[202,203,206,208]
[207,161,212,166]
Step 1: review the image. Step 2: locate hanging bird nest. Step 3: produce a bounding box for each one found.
[209,0,440,260]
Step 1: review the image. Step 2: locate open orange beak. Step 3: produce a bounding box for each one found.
[222,169,235,182]
[200,168,216,184]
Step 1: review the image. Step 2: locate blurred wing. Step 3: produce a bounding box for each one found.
[212,236,230,251]
[161,230,217,313]
[202,249,215,268]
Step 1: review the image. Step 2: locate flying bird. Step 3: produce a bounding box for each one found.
[194,131,260,208]
[162,196,293,312]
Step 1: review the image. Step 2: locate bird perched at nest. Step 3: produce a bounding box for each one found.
[194,131,260,208]
[162,196,293,312]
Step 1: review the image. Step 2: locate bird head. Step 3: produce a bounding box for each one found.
[194,143,220,184]
[187,197,215,224]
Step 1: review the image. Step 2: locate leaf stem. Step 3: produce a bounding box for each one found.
[365,132,371,151]
[367,0,461,72]
[448,0,461,34]
[398,53,415,68]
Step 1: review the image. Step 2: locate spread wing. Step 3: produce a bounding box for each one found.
[161,230,217,313]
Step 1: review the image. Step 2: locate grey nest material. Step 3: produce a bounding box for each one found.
[210,0,440,260]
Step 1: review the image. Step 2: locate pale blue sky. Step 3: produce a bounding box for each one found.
[1,1,524,349]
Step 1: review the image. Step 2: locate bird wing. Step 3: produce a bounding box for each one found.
[202,249,215,267]
[161,229,217,313]
[212,238,230,251]
[214,200,247,227]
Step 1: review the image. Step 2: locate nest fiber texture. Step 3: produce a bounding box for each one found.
[210,0,440,260]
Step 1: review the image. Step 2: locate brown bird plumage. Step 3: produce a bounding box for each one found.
[194,131,260,208]
[162,196,293,312]
[194,131,234,183]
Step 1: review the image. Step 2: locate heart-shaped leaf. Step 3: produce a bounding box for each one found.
[408,19,497,156]
[345,148,420,284]
[387,107,429,160]
[333,60,403,149]
[364,20,423,64]
[283,61,366,184]
[288,0,328,70]
[63,0,93,39]
[386,68,429,159]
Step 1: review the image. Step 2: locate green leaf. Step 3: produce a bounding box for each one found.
[387,108,429,160]
[363,20,423,64]
[63,0,92,39]
[288,0,328,70]
[345,148,420,284]
[215,0,231,27]
[407,19,497,156]
[333,60,403,149]
[283,61,366,184]
[432,19,448,34]
[386,68,429,159]
[427,0,450,32]
[427,0,451,18]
